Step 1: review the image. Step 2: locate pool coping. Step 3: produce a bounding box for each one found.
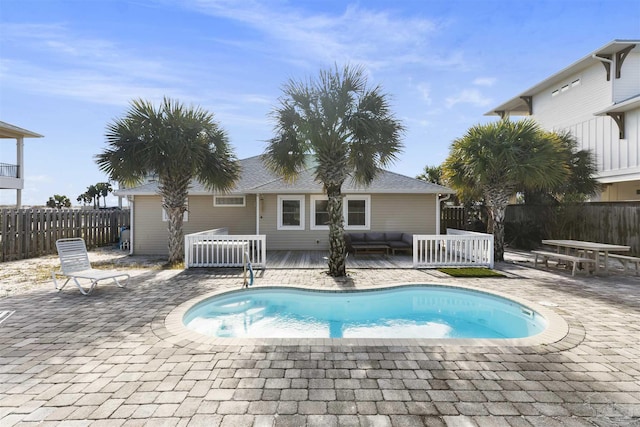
[164,282,571,349]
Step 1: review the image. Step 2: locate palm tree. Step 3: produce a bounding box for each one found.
[86,185,99,209]
[263,65,404,277]
[442,118,568,262]
[76,192,92,206]
[525,130,600,203]
[416,165,443,185]
[96,97,240,264]
[95,182,113,208]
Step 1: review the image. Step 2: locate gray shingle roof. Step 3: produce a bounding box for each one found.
[115,155,454,196]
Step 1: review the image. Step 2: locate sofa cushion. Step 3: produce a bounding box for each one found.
[384,232,403,242]
[401,233,413,244]
[365,232,386,243]
[348,233,366,243]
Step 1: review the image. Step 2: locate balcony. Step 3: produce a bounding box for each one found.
[0,162,22,190]
[0,162,19,178]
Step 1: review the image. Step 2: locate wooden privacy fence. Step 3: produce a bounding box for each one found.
[0,208,130,262]
[440,206,467,233]
[506,202,640,256]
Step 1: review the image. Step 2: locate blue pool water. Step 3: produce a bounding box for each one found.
[183,286,547,339]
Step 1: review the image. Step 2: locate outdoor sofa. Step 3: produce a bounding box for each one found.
[344,232,413,255]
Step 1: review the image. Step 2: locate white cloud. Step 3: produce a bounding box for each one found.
[185,1,462,71]
[445,89,492,109]
[0,24,195,106]
[416,83,432,105]
[473,77,496,86]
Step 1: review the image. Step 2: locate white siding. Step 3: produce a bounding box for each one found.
[530,60,640,179]
[614,51,640,103]
[534,64,611,129]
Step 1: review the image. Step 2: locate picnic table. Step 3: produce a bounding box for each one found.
[541,239,631,275]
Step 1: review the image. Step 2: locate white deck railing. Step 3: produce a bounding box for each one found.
[413,230,494,268]
[185,228,266,269]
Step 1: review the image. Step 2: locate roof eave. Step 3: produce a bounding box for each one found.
[485,39,640,117]
[593,95,640,115]
[0,121,44,139]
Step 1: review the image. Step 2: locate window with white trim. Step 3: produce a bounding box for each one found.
[214,195,246,207]
[277,195,305,230]
[162,198,189,222]
[344,195,370,230]
[310,195,329,230]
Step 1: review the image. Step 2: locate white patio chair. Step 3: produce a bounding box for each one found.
[52,238,130,295]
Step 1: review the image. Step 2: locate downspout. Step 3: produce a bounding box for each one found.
[129,196,134,255]
[436,194,451,235]
[592,54,614,100]
[256,194,260,235]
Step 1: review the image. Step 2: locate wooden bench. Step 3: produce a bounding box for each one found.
[608,254,640,275]
[531,250,596,276]
[576,251,640,276]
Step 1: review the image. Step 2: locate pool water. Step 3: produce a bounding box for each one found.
[183,286,547,339]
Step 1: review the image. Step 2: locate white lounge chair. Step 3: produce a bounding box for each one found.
[52,238,130,295]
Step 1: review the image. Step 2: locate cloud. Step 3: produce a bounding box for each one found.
[445,89,492,108]
[473,77,496,86]
[0,23,194,106]
[416,83,432,105]
[185,1,461,71]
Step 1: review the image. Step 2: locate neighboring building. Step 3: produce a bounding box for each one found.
[486,40,640,201]
[0,121,43,208]
[115,156,455,255]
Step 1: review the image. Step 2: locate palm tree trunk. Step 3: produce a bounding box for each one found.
[326,184,346,277]
[160,177,190,265]
[166,208,185,264]
[485,187,512,262]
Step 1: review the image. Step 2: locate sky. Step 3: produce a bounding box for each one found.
[1,0,639,207]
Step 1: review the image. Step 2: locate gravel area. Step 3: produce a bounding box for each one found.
[0,246,167,298]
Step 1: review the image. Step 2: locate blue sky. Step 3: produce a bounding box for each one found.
[1,0,639,206]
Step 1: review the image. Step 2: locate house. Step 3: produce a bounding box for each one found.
[486,39,640,201]
[115,155,455,255]
[0,121,43,208]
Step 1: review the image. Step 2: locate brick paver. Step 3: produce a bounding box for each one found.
[1,254,639,426]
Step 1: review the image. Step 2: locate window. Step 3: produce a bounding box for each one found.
[344,195,370,230]
[310,195,329,230]
[162,198,188,222]
[214,195,246,207]
[277,195,305,230]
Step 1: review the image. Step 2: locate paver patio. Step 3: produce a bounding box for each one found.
[1,253,639,426]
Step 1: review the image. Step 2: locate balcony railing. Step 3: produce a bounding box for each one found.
[0,163,19,178]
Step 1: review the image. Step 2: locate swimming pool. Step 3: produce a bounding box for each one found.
[183,285,547,339]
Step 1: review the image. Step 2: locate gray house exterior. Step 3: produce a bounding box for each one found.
[115,156,454,256]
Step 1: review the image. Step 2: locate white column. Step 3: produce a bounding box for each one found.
[16,137,24,208]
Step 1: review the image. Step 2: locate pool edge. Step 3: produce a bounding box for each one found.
[164,282,570,348]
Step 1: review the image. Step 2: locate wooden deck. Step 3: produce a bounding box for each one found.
[265,250,413,269]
